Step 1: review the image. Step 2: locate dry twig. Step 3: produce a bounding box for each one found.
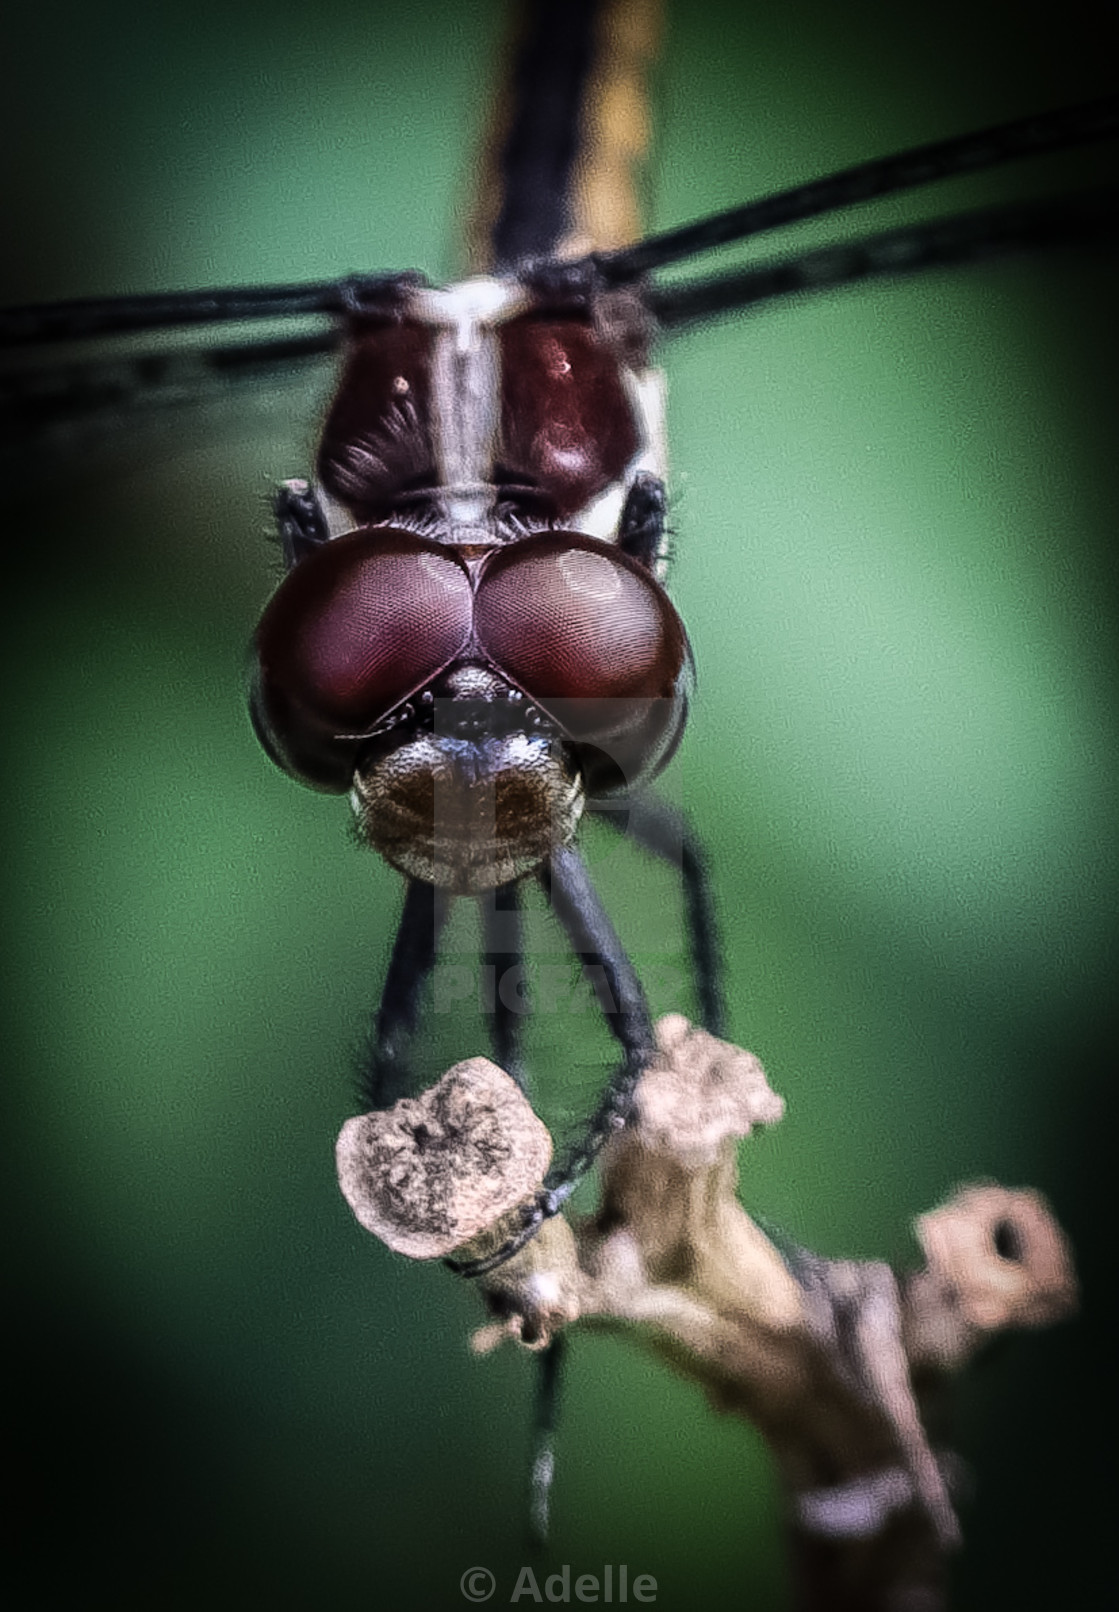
[337,1014,1077,1611]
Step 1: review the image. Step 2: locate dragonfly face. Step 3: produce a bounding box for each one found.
[4,0,1116,1605]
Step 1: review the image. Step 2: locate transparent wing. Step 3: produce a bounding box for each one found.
[0,328,342,473]
[4,95,1116,473]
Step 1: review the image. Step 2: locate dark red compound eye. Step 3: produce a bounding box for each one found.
[474,533,692,791]
[251,528,474,789]
[474,533,688,712]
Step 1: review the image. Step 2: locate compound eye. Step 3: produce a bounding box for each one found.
[474,533,691,790]
[251,528,473,789]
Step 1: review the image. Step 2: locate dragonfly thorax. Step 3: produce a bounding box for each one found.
[315,275,664,547]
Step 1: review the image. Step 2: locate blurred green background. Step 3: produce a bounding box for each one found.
[2,0,1115,1606]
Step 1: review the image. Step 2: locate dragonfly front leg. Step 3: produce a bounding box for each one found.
[591,793,727,1038]
[537,844,658,1208]
[360,878,454,1108]
[481,880,528,1092]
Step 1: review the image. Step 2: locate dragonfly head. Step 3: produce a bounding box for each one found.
[249,525,692,891]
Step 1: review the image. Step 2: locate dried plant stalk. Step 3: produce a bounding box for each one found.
[338,1014,1077,1611]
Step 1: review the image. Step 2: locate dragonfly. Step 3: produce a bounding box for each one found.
[4,0,1115,1605]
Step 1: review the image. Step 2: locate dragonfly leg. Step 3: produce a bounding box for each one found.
[445,845,655,1279]
[537,844,656,1200]
[591,794,727,1037]
[359,879,454,1108]
[360,878,527,1108]
[528,1332,565,1547]
[481,880,528,1090]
